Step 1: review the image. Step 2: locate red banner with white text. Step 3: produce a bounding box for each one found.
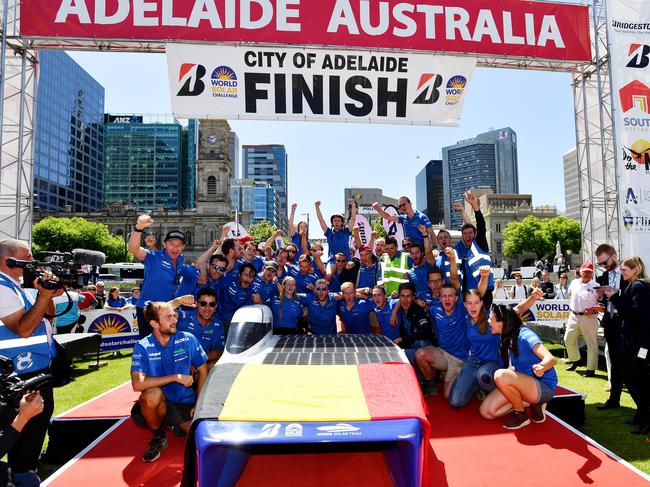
[20,0,591,61]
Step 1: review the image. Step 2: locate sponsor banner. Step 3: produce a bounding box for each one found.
[79,308,139,351]
[167,44,475,126]
[21,0,591,62]
[350,214,372,257]
[607,0,650,262]
[104,114,143,124]
[494,299,570,328]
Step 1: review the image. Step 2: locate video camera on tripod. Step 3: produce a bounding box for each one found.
[0,356,51,409]
[6,249,106,290]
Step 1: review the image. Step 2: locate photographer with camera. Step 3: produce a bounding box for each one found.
[0,389,44,486]
[0,239,62,481]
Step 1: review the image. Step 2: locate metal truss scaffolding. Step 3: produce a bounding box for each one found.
[0,0,618,252]
[573,0,619,260]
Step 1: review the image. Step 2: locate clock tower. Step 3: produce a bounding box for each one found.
[195,119,232,232]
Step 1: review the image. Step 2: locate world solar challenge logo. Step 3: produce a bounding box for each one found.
[211,66,238,99]
[445,75,467,106]
[88,313,132,335]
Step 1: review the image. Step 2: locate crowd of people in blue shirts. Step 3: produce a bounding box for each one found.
[127,191,560,461]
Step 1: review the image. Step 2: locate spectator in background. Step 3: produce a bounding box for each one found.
[540,271,555,299]
[493,279,509,300]
[555,274,569,299]
[78,284,99,310]
[94,281,107,309]
[565,262,600,377]
[52,286,84,334]
[128,287,141,306]
[530,277,542,295]
[105,287,128,310]
[501,259,510,280]
[510,273,529,300]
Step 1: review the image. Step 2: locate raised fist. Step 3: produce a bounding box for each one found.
[137,214,154,228]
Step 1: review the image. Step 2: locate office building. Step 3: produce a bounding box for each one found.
[229,131,240,180]
[415,160,444,225]
[344,188,399,222]
[243,144,288,228]
[104,116,197,211]
[470,189,557,268]
[563,147,580,221]
[442,127,519,228]
[34,50,105,212]
[231,179,280,227]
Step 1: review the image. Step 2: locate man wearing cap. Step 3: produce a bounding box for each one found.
[315,199,357,263]
[252,261,279,305]
[128,214,186,338]
[564,262,601,377]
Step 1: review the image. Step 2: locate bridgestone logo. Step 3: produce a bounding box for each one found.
[612,21,650,30]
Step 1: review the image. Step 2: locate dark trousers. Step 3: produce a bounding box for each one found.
[623,345,650,418]
[136,307,151,339]
[604,321,624,403]
[8,381,54,472]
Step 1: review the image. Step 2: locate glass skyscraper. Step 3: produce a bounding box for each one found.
[442,128,519,229]
[231,179,279,226]
[104,118,197,210]
[242,144,288,229]
[415,160,444,226]
[34,50,105,212]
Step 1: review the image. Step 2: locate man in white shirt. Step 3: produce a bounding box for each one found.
[565,262,601,377]
[510,272,529,300]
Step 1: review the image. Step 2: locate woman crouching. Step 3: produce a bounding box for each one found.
[479,295,558,430]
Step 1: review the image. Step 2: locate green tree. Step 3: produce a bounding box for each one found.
[246,219,278,244]
[32,217,125,262]
[371,218,387,238]
[544,216,582,256]
[503,216,553,259]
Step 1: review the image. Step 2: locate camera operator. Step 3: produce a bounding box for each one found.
[0,239,62,479]
[0,390,44,486]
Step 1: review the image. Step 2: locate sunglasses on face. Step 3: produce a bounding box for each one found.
[336,259,346,263]
[288,249,297,254]
[316,286,328,291]
[199,301,217,308]
[212,264,226,272]
[398,203,407,208]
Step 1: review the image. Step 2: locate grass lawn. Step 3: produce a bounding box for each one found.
[39,344,650,480]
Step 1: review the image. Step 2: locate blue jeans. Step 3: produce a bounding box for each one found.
[448,359,499,408]
[404,340,433,381]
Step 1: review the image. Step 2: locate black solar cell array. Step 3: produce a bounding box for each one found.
[262,334,405,365]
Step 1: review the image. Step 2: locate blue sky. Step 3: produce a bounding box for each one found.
[69,51,576,238]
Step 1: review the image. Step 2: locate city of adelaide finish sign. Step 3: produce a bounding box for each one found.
[21,0,591,62]
[166,44,476,125]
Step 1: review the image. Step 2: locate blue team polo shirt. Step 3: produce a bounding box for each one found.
[429,300,470,360]
[357,262,379,289]
[177,308,225,353]
[407,262,433,300]
[291,233,311,260]
[289,267,319,293]
[325,227,352,261]
[311,257,325,278]
[176,264,200,298]
[329,270,343,293]
[299,292,338,335]
[137,250,183,307]
[131,331,207,404]
[271,296,303,330]
[237,256,265,274]
[251,277,279,304]
[106,296,128,308]
[337,298,374,334]
[420,291,440,308]
[398,211,432,245]
[218,279,255,321]
[466,321,501,365]
[373,298,400,340]
[511,327,558,391]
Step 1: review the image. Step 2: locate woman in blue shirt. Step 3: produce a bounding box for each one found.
[105,287,128,310]
[271,277,304,334]
[447,289,501,408]
[479,292,558,430]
